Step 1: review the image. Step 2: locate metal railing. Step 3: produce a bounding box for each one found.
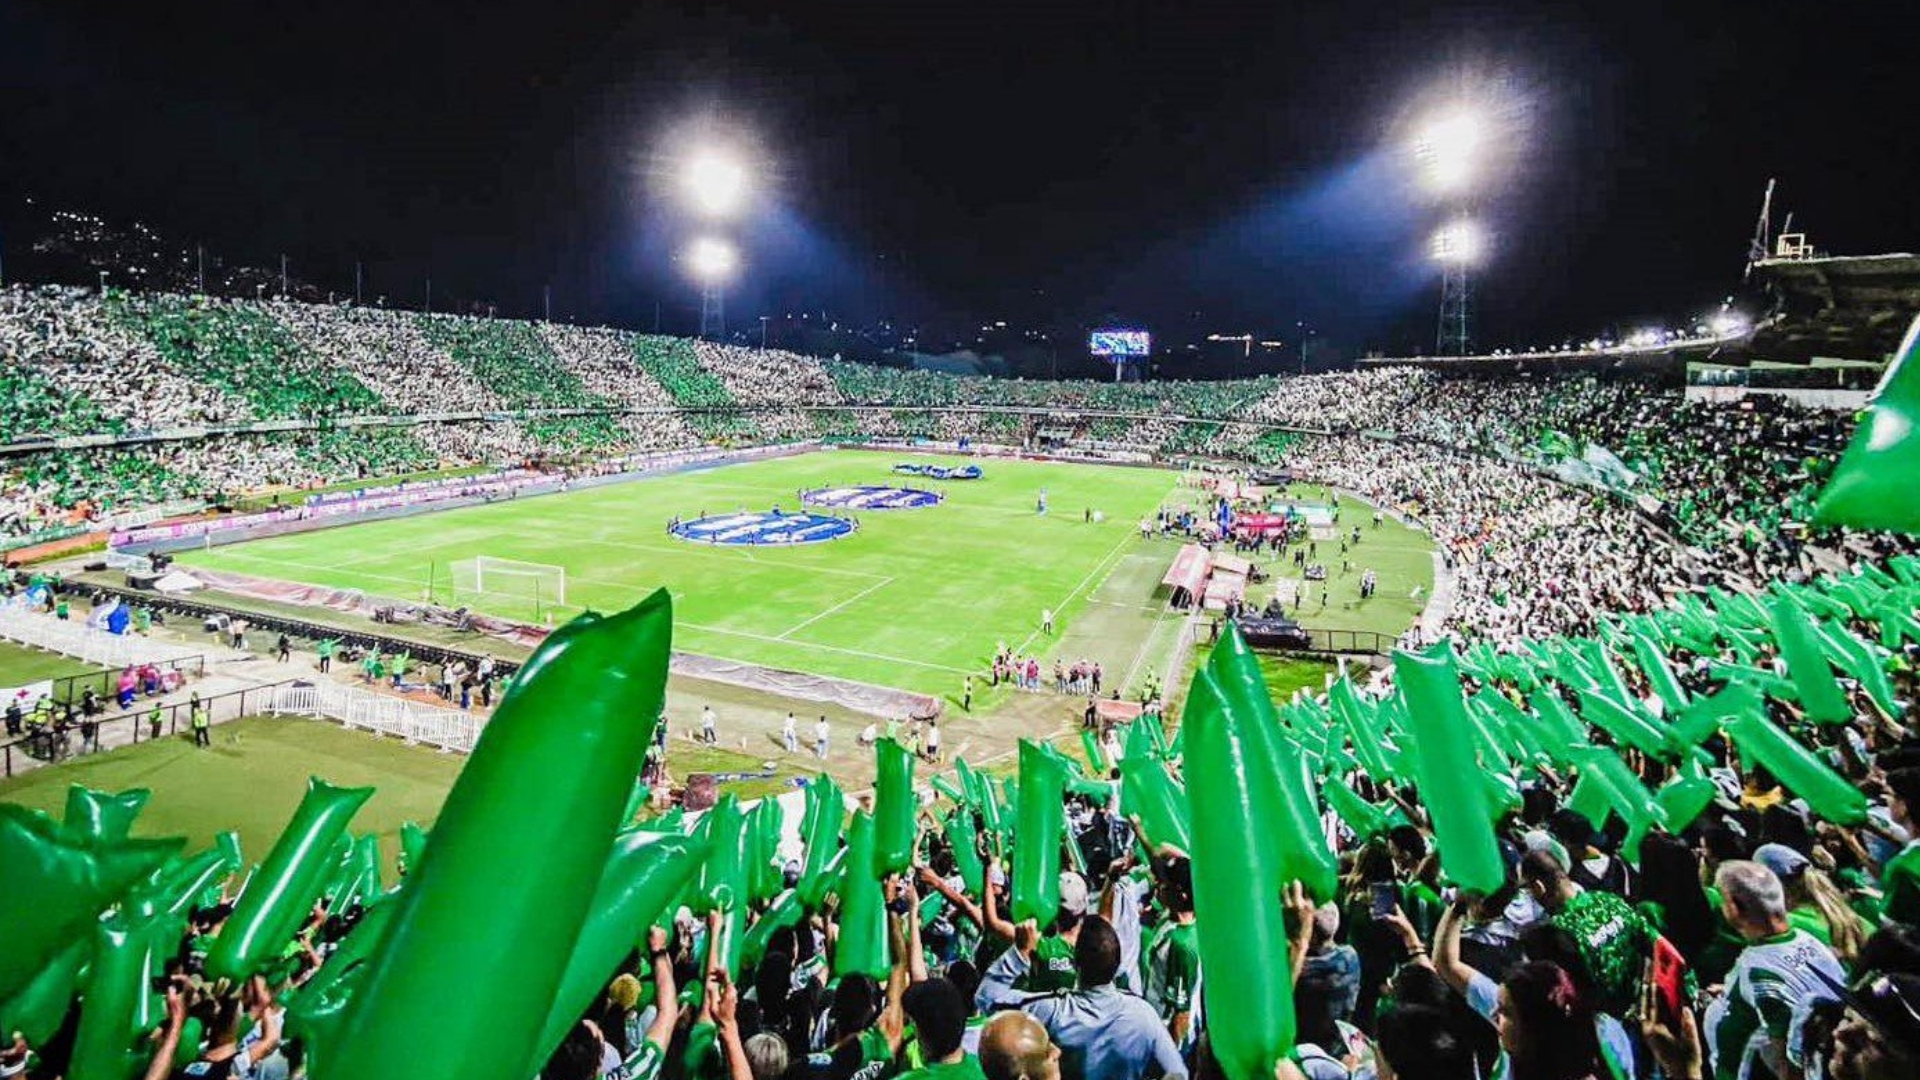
[1300,627,1399,656]
[1,680,295,778]
[265,681,483,754]
[0,601,206,668]
[32,655,207,708]
[72,582,521,683]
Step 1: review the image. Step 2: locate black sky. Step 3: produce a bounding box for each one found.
[2,0,1915,359]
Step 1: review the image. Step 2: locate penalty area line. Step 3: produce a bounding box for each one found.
[775,577,896,640]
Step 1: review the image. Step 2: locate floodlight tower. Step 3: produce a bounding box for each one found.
[1414,108,1485,356]
[680,148,750,340]
[1430,219,1481,356]
[687,237,738,340]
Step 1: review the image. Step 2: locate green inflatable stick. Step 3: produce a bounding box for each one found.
[1333,680,1396,782]
[1574,691,1671,760]
[1631,631,1690,716]
[754,798,788,902]
[1011,740,1067,924]
[324,834,383,913]
[693,798,749,964]
[1119,756,1192,854]
[285,900,398,1064]
[873,738,918,875]
[740,889,808,968]
[954,757,987,807]
[1080,728,1110,775]
[834,811,890,980]
[1394,647,1505,895]
[798,777,844,908]
[931,775,965,803]
[1814,620,1899,717]
[136,844,242,919]
[1323,776,1389,839]
[0,939,85,1047]
[205,777,374,982]
[317,592,674,1080]
[1768,597,1852,724]
[62,785,151,847]
[70,911,183,1080]
[399,821,428,876]
[1814,314,1920,533]
[1210,628,1338,901]
[1566,772,1613,831]
[1725,709,1868,825]
[533,830,707,1065]
[944,808,985,895]
[1573,749,1660,863]
[1654,759,1718,832]
[1184,666,1296,1079]
[798,846,847,911]
[1528,688,1590,759]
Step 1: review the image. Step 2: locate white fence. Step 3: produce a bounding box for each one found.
[0,602,203,668]
[267,682,484,753]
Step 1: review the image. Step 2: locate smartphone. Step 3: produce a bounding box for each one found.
[1651,936,1689,1022]
[1369,882,1398,920]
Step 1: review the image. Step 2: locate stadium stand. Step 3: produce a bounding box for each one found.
[3,286,1913,646]
[6,283,1920,1080]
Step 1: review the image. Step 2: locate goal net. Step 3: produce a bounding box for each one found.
[449,557,567,608]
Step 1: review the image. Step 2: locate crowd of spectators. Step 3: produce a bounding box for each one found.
[9,550,1920,1080]
[3,287,1903,635]
[1284,436,1693,644]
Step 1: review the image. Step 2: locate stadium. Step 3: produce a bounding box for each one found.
[3,7,1920,1080]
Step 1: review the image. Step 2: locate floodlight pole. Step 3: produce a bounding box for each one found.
[699,281,725,340]
[1437,261,1471,356]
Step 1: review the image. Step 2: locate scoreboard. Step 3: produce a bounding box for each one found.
[1089,329,1151,357]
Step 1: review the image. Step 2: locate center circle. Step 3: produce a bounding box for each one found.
[670,509,857,546]
[800,485,943,510]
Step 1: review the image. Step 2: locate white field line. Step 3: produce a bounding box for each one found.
[676,622,974,674]
[1011,477,1182,658]
[776,577,896,640]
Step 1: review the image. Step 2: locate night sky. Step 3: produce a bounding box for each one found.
[2,0,1914,361]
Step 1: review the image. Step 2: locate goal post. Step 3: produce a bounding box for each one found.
[449,556,567,609]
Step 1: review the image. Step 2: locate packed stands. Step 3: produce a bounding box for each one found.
[3,286,1907,647]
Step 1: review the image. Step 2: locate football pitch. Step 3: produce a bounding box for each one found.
[179,450,1194,700]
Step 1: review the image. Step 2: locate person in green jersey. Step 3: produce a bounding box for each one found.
[1876,769,1920,926]
[1704,861,1845,1080]
[897,979,987,1080]
[1141,859,1200,1046]
[977,872,1088,1000]
[1518,850,1656,1018]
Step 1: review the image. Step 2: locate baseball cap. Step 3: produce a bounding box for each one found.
[1754,842,1811,880]
[1059,871,1090,917]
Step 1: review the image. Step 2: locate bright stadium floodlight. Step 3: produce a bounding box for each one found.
[683,150,749,217]
[1710,311,1748,337]
[1414,109,1484,193]
[1430,219,1483,264]
[687,237,739,281]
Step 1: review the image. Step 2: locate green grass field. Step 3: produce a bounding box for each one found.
[0,641,103,691]
[0,716,799,871]
[1,717,463,873]
[1248,485,1435,637]
[180,450,1191,700]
